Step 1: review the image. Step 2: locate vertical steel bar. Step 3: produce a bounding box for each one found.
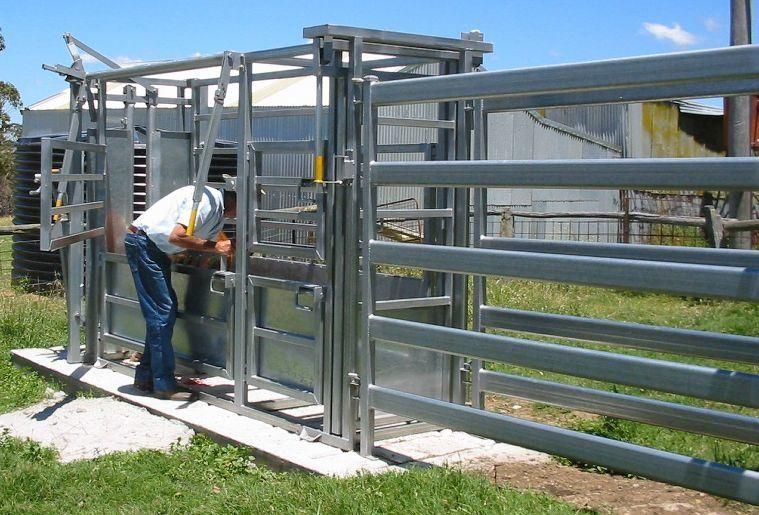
[145,89,158,207]
[342,37,364,446]
[313,40,325,184]
[234,57,252,405]
[322,40,338,435]
[83,78,107,364]
[471,97,486,409]
[450,51,473,404]
[727,0,753,249]
[359,75,378,456]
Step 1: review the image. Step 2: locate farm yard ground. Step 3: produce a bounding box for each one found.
[0,224,757,513]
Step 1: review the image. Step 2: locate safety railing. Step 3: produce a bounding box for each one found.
[359,45,759,504]
[39,138,105,252]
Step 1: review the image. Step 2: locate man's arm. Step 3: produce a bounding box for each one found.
[168,224,233,256]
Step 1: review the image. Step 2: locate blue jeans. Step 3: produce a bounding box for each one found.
[124,232,178,392]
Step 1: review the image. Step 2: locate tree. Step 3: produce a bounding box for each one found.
[0,27,22,215]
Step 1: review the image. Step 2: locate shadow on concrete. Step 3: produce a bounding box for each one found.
[31,396,75,421]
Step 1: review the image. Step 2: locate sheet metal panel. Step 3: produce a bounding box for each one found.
[104,257,229,368]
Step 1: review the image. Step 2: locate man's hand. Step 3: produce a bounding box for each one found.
[214,239,234,257]
[168,224,233,256]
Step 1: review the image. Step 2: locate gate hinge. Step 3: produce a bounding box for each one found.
[460,362,472,385]
[348,372,360,399]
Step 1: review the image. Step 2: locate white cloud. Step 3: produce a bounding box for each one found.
[704,17,720,33]
[642,22,697,46]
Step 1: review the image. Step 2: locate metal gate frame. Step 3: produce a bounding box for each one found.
[359,46,759,503]
[40,25,493,449]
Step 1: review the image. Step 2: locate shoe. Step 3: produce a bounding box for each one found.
[153,389,198,401]
[133,380,153,392]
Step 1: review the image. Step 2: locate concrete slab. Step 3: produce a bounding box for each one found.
[0,392,194,462]
[11,347,549,476]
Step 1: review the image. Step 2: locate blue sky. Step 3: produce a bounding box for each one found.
[1,0,755,122]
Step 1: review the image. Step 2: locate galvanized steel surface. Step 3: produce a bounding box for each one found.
[360,43,759,504]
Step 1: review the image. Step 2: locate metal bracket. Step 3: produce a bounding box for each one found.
[210,270,236,294]
[348,372,361,399]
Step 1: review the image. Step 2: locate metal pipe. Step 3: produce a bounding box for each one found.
[371,46,759,106]
[727,0,754,249]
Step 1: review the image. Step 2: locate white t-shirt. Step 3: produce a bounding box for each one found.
[132,186,226,255]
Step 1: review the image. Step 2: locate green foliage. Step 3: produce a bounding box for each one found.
[0,27,22,215]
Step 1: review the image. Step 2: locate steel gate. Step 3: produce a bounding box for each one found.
[358,46,759,504]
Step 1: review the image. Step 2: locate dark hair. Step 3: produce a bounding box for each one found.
[223,190,237,206]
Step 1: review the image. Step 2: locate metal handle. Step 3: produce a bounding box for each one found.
[209,270,235,295]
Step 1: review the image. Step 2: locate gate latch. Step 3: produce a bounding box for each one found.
[348,372,360,399]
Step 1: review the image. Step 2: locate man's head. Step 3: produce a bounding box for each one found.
[223,190,237,218]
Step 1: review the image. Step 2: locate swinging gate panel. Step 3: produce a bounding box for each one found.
[359,46,759,504]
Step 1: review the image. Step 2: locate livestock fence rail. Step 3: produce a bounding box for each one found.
[358,45,759,504]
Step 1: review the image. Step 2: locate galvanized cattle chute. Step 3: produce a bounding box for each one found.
[40,25,492,449]
[38,26,759,502]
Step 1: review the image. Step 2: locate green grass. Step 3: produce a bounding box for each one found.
[0,432,581,515]
[0,247,583,514]
[0,230,66,414]
[484,279,759,470]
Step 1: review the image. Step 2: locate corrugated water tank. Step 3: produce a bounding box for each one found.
[12,137,63,290]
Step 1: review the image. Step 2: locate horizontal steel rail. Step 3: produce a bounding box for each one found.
[260,220,315,232]
[256,177,313,188]
[252,327,315,351]
[480,306,759,364]
[368,385,759,504]
[370,45,759,106]
[477,370,759,444]
[88,54,227,81]
[87,44,314,82]
[51,201,104,216]
[370,158,759,190]
[481,79,759,111]
[49,228,105,251]
[370,241,759,300]
[252,140,320,153]
[104,94,191,105]
[51,173,104,182]
[375,296,451,311]
[254,209,319,222]
[249,242,318,260]
[303,24,493,53]
[376,143,433,154]
[49,140,106,153]
[376,208,453,219]
[480,237,759,269]
[377,117,456,130]
[369,315,759,407]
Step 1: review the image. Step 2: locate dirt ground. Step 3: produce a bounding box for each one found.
[490,461,754,514]
[477,396,758,514]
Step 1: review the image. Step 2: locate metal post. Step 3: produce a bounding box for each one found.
[450,51,474,405]
[234,56,252,406]
[83,78,107,364]
[62,82,85,364]
[145,89,158,207]
[359,75,378,457]
[727,0,753,249]
[342,37,363,447]
[123,85,136,133]
[471,97,486,409]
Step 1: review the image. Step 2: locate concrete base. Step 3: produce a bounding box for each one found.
[11,347,548,476]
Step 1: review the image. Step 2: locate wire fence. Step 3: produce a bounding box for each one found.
[488,190,759,248]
